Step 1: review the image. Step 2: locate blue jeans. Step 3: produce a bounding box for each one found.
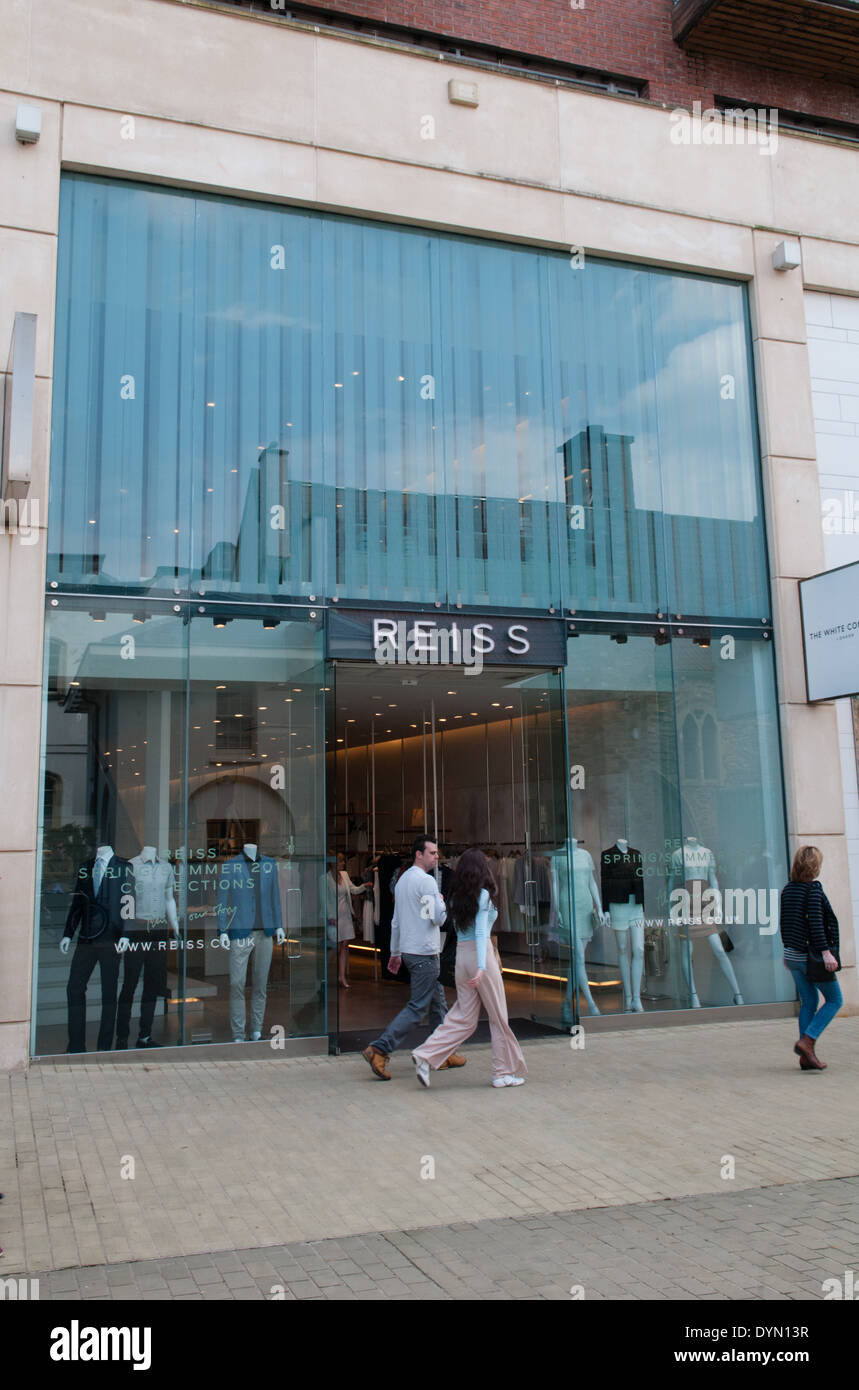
[788,966,843,1040]
[370,953,447,1057]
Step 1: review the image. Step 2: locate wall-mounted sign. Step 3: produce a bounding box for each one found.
[328,608,566,672]
[799,561,859,702]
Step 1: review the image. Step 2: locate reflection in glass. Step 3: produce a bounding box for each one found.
[35,602,327,1055]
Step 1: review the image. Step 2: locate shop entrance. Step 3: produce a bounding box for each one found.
[328,661,572,1050]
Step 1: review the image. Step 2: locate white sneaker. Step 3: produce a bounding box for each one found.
[732,993,744,1006]
[690,994,701,1009]
[251,1031,262,1041]
[492,1074,525,1088]
[232,1037,245,1043]
[412,1055,430,1088]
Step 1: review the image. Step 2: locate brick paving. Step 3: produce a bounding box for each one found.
[28,1176,859,1300]
[1,1017,858,1297]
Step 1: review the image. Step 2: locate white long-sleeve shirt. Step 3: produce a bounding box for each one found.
[390,864,447,956]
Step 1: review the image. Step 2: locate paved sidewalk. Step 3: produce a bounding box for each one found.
[32,1175,859,1300]
[2,1018,858,1280]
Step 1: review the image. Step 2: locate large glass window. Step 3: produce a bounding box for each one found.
[49,175,767,617]
[34,599,327,1056]
[564,629,791,1018]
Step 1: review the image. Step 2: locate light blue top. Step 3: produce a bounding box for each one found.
[456,888,498,970]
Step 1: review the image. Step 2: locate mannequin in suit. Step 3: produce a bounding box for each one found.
[60,845,135,1053]
[115,847,178,1049]
[216,842,285,1042]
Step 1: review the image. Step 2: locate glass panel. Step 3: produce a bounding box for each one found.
[436,237,561,609]
[649,273,769,619]
[516,672,571,1028]
[550,258,667,616]
[185,609,327,1043]
[326,219,442,604]
[193,198,327,601]
[564,632,685,1017]
[48,179,196,594]
[671,632,791,1007]
[50,176,769,619]
[33,599,327,1055]
[35,600,188,1055]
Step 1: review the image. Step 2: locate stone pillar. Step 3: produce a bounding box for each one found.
[0,93,61,1068]
[751,229,857,1013]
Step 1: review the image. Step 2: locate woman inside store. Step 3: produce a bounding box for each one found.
[327,853,366,990]
[780,845,842,1071]
[411,848,527,1089]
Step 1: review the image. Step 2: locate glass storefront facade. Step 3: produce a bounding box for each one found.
[33,173,792,1057]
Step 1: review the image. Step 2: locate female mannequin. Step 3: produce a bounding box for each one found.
[563,838,605,1019]
[669,837,744,1006]
[601,837,645,1012]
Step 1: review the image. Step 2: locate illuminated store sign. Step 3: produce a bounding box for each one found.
[328,609,567,669]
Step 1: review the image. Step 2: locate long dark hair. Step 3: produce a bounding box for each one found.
[449,849,498,931]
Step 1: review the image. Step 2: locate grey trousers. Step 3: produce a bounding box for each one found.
[370,952,447,1057]
[229,932,274,1039]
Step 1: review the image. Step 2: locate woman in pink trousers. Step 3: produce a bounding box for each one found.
[412,849,527,1089]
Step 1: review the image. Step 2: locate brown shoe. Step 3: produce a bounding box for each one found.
[794,1035,826,1070]
[362,1045,391,1080]
[440,1053,467,1069]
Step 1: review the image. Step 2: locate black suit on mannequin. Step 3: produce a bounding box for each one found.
[65,856,135,1053]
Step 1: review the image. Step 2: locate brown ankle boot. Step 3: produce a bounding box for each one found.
[794,1034,826,1070]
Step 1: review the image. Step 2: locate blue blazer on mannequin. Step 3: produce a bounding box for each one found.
[216,854,283,940]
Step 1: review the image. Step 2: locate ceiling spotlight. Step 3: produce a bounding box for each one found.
[262,619,279,629]
[132,612,147,625]
[694,637,711,648]
[611,634,628,645]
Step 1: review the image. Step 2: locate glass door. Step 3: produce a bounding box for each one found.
[517,671,572,1030]
[184,606,328,1046]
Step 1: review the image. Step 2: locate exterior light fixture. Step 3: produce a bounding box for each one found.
[773,239,801,272]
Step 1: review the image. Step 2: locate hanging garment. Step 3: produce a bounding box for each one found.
[362,895,375,944]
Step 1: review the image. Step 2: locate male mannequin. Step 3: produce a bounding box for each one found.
[668,836,744,1006]
[115,847,178,1049]
[217,842,285,1042]
[61,845,134,1052]
[601,837,645,1012]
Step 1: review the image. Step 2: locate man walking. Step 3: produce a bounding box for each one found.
[363,836,465,1079]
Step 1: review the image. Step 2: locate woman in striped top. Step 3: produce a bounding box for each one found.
[780,845,842,1071]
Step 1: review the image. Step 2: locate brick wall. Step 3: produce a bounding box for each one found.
[244,0,859,123]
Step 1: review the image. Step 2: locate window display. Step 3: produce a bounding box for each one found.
[565,631,792,1017]
[35,600,327,1055]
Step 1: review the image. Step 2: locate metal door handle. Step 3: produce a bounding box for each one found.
[286,888,302,958]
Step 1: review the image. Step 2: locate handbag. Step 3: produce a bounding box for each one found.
[806,946,841,982]
[804,882,841,982]
[719,930,734,954]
